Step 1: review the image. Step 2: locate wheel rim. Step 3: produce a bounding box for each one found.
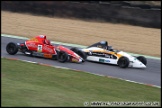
[8,44,15,53]
[61,53,65,59]
[120,60,124,67]
[119,58,127,67]
[58,52,67,60]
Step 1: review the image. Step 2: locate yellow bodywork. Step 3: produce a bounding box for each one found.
[28,38,39,42]
[83,49,122,58]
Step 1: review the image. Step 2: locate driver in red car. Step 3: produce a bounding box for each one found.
[36,35,51,45]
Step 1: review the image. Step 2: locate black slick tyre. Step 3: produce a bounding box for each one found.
[57,51,69,63]
[117,56,129,68]
[70,47,87,60]
[137,56,147,65]
[6,42,18,55]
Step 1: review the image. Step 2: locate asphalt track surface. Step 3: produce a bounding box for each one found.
[1,36,161,87]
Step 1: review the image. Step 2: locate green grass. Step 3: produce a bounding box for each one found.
[1,58,161,107]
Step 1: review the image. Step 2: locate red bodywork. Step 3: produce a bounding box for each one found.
[25,35,57,54]
[25,35,82,62]
[56,45,82,62]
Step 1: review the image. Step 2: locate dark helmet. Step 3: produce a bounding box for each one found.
[99,41,108,49]
[100,41,108,46]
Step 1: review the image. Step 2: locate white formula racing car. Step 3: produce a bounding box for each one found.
[70,41,147,68]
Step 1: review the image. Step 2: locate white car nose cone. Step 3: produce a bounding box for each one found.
[141,63,146,68]
[133,62,146,68]
[138,63,146,68]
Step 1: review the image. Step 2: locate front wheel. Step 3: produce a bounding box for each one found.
[57,51,69,63]
[117,56,129,68]
[70,47,87,60]
[6,42,18,55]
[137,56,147,65]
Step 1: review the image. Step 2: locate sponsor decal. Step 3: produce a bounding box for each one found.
[27,42,37,49]
[99,58,104,62]
[37,45,42,52]
[99,58,110,63]
[43,45,53,53]
[44,53,53,58]
[105,60,110,63]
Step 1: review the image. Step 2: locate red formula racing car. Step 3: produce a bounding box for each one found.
[6,35,87,63]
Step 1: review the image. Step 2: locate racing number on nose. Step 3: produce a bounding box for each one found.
[37,45,42,52]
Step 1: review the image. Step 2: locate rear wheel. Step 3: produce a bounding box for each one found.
[117,56,129,68]
[57,51,69,63]
[70,47,87,60]
[137,56,147,65]
[6,42,18,55]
